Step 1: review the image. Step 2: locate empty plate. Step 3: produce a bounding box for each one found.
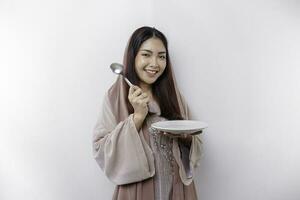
[151,120,208,135]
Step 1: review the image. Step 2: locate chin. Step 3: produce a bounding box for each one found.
[146,78,158,85]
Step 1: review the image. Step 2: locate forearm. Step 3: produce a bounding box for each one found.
[133,113,146,131]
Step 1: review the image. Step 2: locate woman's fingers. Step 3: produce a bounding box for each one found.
[162,132,188,138]
[129,85,148,99]
[129,85,141,97]
[128,85,150,112]
[136,99,148,106]
[132,89,142,97]
[128,85,138,95]
[130,93,149,107]
[163,132,178,138]
[136,94,149,101]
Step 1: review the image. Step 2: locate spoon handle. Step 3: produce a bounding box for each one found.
[124,77,133,87]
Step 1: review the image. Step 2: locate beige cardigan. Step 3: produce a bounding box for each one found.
[92,82,202,186]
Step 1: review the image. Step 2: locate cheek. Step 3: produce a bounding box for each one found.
[135,64,144,73]
[159,59,167,66]
[135,57,147,69]
[139,58,148,66]
[156,66,166,78]
[135,57,142,69]
[160,62,167,72]
[135,63,146,78]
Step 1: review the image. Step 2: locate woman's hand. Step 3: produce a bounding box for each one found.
[162,132,200,146]
[165,132,192,146]
[128,85,149,131]
[163,132,190,139]
[163,130,202,138]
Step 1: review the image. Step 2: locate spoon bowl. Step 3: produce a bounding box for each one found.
[110,63,133,86]
[110,63,124,75]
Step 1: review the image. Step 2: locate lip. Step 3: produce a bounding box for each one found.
[144,69,159,77]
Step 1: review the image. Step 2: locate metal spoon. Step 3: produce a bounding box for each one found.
[110,63,133,87]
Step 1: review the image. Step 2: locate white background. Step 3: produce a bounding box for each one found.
[1,0,299,200]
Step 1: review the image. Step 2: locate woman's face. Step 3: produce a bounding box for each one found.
[134,37,167,86]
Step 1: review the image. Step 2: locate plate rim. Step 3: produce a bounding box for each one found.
[151,120,208,134]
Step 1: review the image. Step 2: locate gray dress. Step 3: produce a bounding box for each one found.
[146,101,191,200]
[148,115,173,200]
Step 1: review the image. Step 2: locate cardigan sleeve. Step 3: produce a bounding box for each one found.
[92,93,155,185]
[173,95,203,185]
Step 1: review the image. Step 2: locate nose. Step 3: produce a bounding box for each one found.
[150,57,159,68]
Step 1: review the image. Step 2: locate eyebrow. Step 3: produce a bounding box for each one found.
[140,49,166,54]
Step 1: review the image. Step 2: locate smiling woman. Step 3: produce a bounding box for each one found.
[134,38,167,85]
[124,27,183,121]
[92,26,203,200]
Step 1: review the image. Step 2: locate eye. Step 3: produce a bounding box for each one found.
[141,53,150,57]
[159,55,166,59]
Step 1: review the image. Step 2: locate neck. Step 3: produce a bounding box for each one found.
[139,82,152,92]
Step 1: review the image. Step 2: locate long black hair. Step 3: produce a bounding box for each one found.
[124,26,183,120]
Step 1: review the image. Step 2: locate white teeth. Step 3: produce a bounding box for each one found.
[145,69,158,74]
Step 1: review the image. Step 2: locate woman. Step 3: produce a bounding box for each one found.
[92,26,202,200]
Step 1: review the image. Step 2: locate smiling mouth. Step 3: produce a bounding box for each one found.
[144,69,159,75]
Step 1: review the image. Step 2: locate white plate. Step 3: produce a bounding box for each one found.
[151,120,208,135]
